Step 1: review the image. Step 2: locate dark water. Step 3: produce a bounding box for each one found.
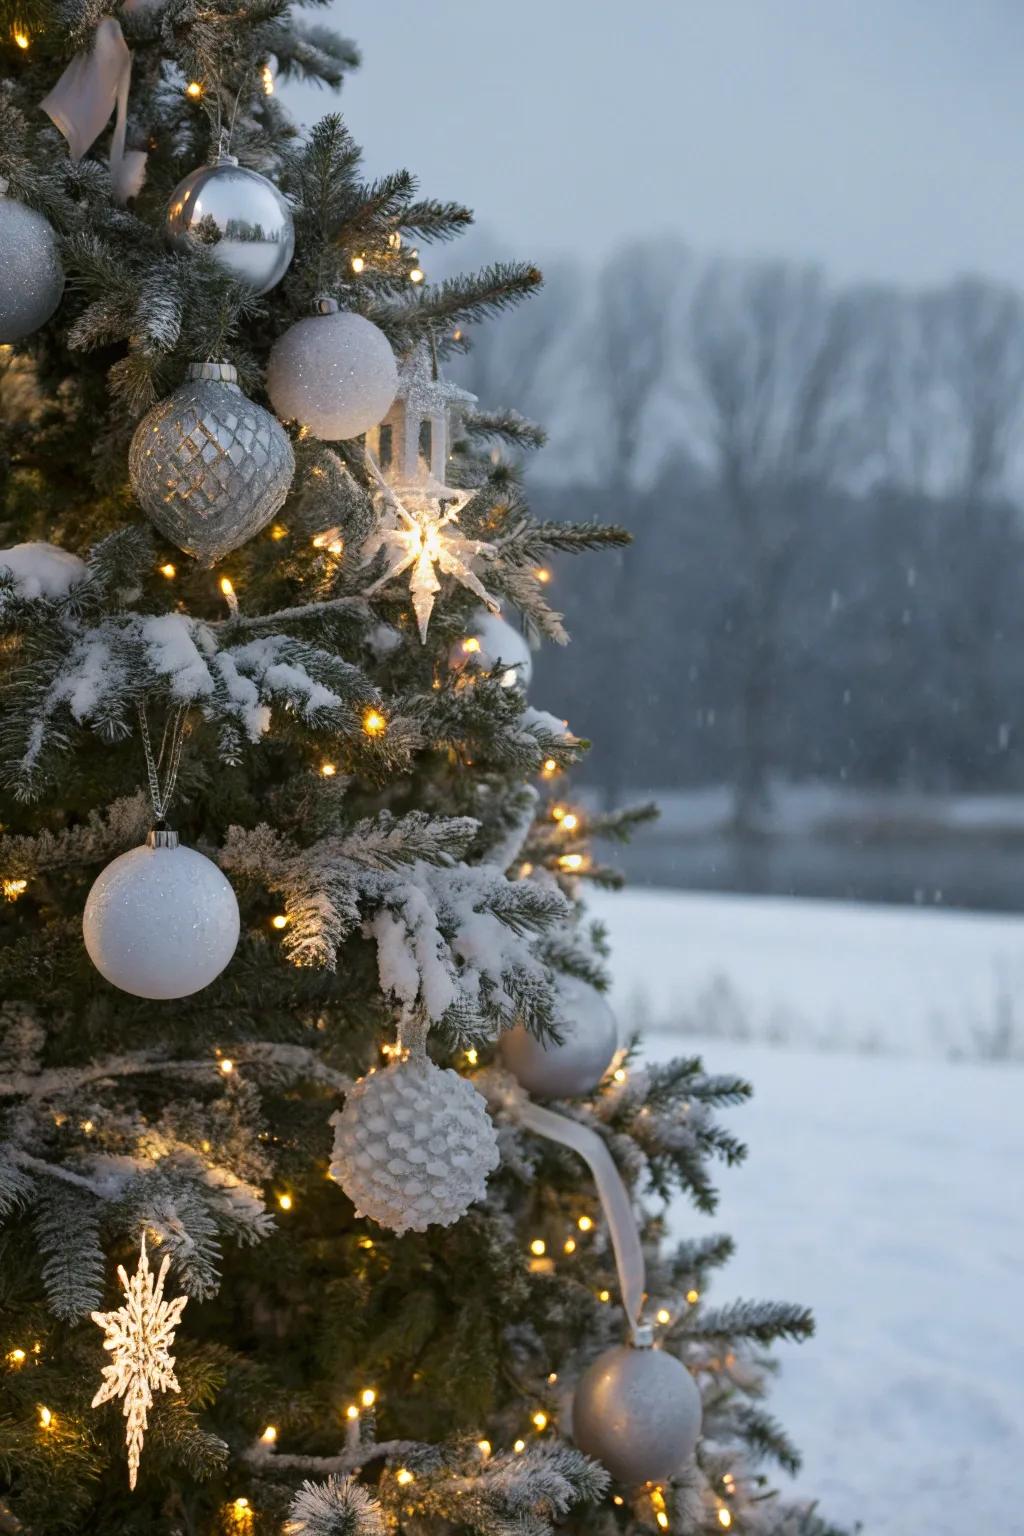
[606,831,1024,913]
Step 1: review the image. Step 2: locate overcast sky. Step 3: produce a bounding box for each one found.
[284,0,1024,289]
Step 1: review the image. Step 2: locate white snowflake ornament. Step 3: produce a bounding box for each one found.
[329,1054,500,1234]
[363,454,498,642]
[91,1235,188,1489]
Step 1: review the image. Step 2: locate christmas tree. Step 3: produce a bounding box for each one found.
[0,5,844,1534]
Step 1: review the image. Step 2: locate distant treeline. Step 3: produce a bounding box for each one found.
[450,239,1024,818]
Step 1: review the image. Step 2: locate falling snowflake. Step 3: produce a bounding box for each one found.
[91,1234,188,1490]
[363,455,498,642]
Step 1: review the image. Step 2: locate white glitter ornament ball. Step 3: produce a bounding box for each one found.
[266,298,398,441]
[83,829,240,1000]
[166,154,294,295]
[449,610,533,690]
[330,1054,500,1235]
[500,975,618,1098]
[0,190,64,343]
[572,1342,702,1485]
[129,360,294,566]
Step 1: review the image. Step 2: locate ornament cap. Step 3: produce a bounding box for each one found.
[313,295,339,316]
[146,827,180,850]
[632,1322,655,1349]
[214,151,240,168]
[186,359,238,384]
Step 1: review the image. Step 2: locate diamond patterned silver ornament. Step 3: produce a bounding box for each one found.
[129,361,294,566]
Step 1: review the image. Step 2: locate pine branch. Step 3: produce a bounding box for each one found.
[682,1300,816,1346]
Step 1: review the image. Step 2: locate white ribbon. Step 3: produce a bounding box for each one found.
[41,16,147,204]
[517,1098,648,1342]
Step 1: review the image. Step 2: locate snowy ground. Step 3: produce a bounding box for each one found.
[594,888,1024,1535]
[591,885,1024,1059]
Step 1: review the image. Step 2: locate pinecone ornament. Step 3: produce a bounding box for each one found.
[329,1054,499,1235]
[129,360,294,567]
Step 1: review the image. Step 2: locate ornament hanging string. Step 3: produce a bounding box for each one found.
[137,702,188,825]
[515,1097,648,1343]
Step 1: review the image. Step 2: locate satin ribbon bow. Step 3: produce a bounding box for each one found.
[41,15,147,204]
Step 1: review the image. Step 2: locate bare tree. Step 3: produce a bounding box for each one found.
[686,258,859,829]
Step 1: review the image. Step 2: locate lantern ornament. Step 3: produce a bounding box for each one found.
[365,343,477,499]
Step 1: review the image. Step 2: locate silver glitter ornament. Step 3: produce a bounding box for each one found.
[129,361,294,566]
[83,828,240,1000]
[572,1339,703,1485]
[165,153,294,295]
[500,974,618,1098]
[0,186,64,343]
[267,298,398,441]
[329,1053,500,1235]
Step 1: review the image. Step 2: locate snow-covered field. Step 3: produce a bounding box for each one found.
[592,885,1024,1059]
[595,888,1024,1536]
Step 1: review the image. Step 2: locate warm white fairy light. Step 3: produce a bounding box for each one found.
[656,1307,671,1325]
[360,1388,376,1408]
[260,63,274,94]
[513,1439,526,1454]
[159,562,176,579]
[2,878,27,900]
[529,1238,546,1257]
[465,1048,479,1066]
[362,708,387,737]
[351,256,365,274]
[260,1424,277,1443]
[91,1236,188,1489]
[396,1468,414,1485]
[219,1058,234,1075]
[686,1288,700,1304]
[531,1411,548,1430]
[13,28,29,47]
[477,1438,491,1457]
[717,1510,732,1529]
[38,1404,53,1429]
[577,1215,593,1232]
[277,1193,292,1211]
[271,914,288,930]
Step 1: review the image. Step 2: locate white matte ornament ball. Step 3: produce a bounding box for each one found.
[449,610,533,690]
[500,975,618,1098]
[572,1342,703,1485]
[266,299,398,441]
[165,154,294,295]
[83,831,240,999]
[329,1054,500,1234]
[0,192,64,343]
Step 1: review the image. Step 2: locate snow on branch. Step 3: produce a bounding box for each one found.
[284,1476,386,1536]
[0,791,150,879]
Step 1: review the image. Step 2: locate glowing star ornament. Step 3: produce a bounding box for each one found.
[363,459,496,642]
[91,1236,188,1490]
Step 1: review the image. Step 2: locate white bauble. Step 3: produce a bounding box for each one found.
[572,1342,702,1485]
[165,154,294,296]
[83,830,239,1000]
[266,299,398,441]
[449,610,533,690]
[500,975,618,1098]
[329,1054,500,1235]
[0,191,64,343]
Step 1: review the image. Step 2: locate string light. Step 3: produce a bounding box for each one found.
[260,63,274,95]
[613,1066,627,1083]
[351,256,365,274]
[362,708,386,737]
[560,812,579,831]
[541,758,559,777]
[551,804,567,821]
[717,1511,732,1529]
[547,1372,558,1384]
[277,1193,292,1211]
[686,1288,700,1304]
[461,636,482,654]
[346,1404,359,1421]
[219,576,234,596]
[656,1308,671,1325]
[465,1048,479,1066]
[357,1236,375,1250]
[531,1411,548,1431]
[512,1439,526,1454]
[271,914,288,930]
[270,524,288,541]
[519,861,534,878]
[321,762,337,777]
[395,1468,414,1485]
[219,1058,234,1075]
[563,1237,576,1254]
[7,1348,26,1366]
[81,1119,94,1135]
[13,28,29,47]
[2,878,27,900]
[159,562,176,578]
[558,853,585,872]
[38,1405,53,1429]
[613,1494,624,1506]
[360,1388,376,1408]
[477,1439,491,1457]
[535,566,551,584]
[409,268,424,284]
[577,1215,593,1232]
[260,1425,277,1444]
[529,1239,546,1257]
[598,1289,611,1303]
[656,1515,669,1531]
[185,80,203,98]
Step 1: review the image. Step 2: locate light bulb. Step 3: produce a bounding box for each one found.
[656,1308,671,1325]
[219,576,234,597]
[13,29,29,47]
[535,566,551,583]
[270,524,287,540]
[531,1411,548,1430]
[558,853,584,872]
[271,914,288,930]
[277,1193,292,1211]
[686,1288,700,1304]
[513,1439,526,1454]
[185,80,203,98]
[2,878,27,900]
[477,1438,491,1456]
[321,762,337,777]
[260,63,274,95]
[351,256,365,274]
[260,1425,277,1443]
[718,1511,732,1529]
[219,1058,234,1074]
[346,1404,359,1420]
[577,1215,593,1232]
[409,268,424,284]
[159,562,176,578]
[396,1468,414,1485]
[598,1289,610,1302]
[7,1348,26,1366]
[360,1388,376,1408]
[561,812,579,831]
[362,708,386,737]
[465,1048,479,1066]
[38,1405,53,1429]
[529,1239,546,1257]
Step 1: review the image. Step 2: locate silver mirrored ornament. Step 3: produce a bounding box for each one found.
[572,1341,702,1485]
[0,188,64,343]
[449,609,533,690]
[83,828,240,1000]
[267,298,398,441]
[165,153,294,295]
[129,361,295,567]
[500,974,618,1098]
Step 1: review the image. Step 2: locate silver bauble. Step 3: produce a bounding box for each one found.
[83,828,240,1000]
[129,360,294,566]
[329,1054,500,1235]
[572,1342,702,1485]
[166,153,294,295]
[500,974,618,1098]
[0,191,64,343]
[449,609,533,690]
[266,298,398,441]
